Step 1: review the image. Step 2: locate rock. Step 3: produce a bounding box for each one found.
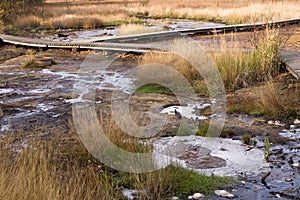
[193,192,205,199]
[275,194,281,198]
[285,178,293,182]
[35,58,53,67]
[290,125,295,130]
[172,197,179,200]
[294,119,300,125]
[274,120,284,126]
[0,106,3,118]
[253,185,262,190]
[215,190,235,198]
[291,163,299,167]
[268,120,284,126]
[188,196,193,199]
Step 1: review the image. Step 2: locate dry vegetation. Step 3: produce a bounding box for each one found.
[118,23,159,35]
[139,26,286,93]
[2,0,299,30]
[227,77,300,118]
[0,115,231,200]
[212,26,285,90]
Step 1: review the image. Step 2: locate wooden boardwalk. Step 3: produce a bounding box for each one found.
[281,50,300,80]
[0,34,163,53]
[0,19,300,79]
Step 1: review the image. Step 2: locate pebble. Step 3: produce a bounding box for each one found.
[215,190,235,198]
[285,178,293,182]
[253,185,263,190]
[275,194,281,198]
[290,125,295,130]
[193,193,205,199]
[291,163,299,167]
[188,196,193,200]
[172,197,179,200]
[268,120,284,126]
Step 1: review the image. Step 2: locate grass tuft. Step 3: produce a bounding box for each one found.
[23,60,43,69]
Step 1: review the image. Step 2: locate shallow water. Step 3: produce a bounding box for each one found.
[159,103,211,120]
[153,136,270,177]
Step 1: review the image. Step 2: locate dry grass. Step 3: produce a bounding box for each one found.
[0,113,231,199]
[138,26,285,94]
[0,146,118,200]
[118,23,159,35]
[211,26,285,90]
[4,0,300,30]
[257,77,300,118]
[127,0,300,24]
[227,76,300,118]
[138,41,208,95]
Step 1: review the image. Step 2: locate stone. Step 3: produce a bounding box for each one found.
[215,190,235,198]
[188,196,193,199]
[172,197,179,200]
[290,125,295,130]
[193,193,205,199]
[294,119,300,125]
[253,185,263,190]
[285,178,293,182]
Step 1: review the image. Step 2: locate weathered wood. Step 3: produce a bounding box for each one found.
[281,50,300,80]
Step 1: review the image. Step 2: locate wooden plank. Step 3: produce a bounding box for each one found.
[281,50,300,80]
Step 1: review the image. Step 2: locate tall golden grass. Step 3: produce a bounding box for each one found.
[118,23,159,35]
[138,25,285,94]
[6,0,300,29]
[212,26,285,90]
[0,147,118,200]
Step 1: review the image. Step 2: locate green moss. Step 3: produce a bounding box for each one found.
[193,122,209,137]
[111,165,233,199]
[136,84,173,95]
[146,165,233,197]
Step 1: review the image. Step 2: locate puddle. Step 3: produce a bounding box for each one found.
[279,129,300,139]
[166,21,225,30]
[28,88,52,94]
[0,88,14,94]
[279,121,300,139]
[160,103,211,120]
[153,136,270,177]
[41,69,78,79]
